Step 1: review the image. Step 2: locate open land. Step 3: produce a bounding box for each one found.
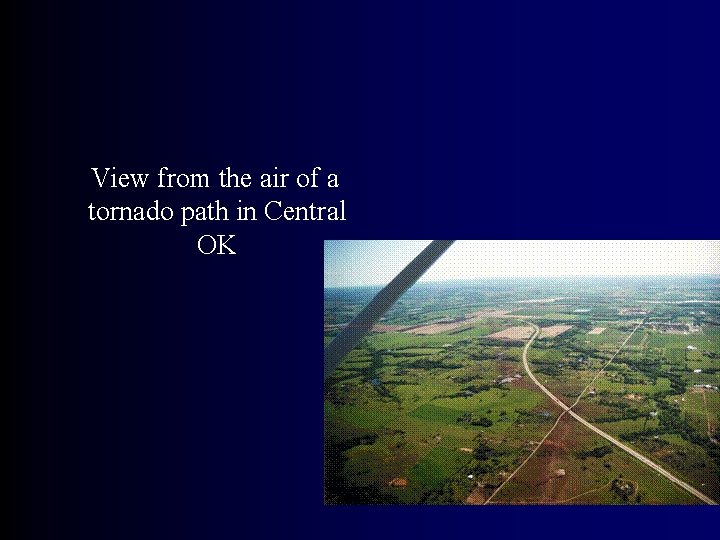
[325,276,720,504]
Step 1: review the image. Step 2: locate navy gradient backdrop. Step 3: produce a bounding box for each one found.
[10,1,720,538]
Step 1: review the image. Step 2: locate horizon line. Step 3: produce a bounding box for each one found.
[324,274,720,289]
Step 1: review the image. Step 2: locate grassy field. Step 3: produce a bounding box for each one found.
[409,446,473,490]
[325,279,720,504]
[492,417,699,505]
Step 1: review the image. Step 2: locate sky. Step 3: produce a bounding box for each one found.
[324,240,720,288]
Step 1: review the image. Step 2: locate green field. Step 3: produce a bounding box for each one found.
[325,277,720,504]
[409,446,472,490]
[409,403,465,424]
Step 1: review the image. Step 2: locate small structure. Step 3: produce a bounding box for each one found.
[687,345,697,350]
[389,478,408,488]
[650,411,659,417]
[612,479,635,497]
[554,469,566,477]
[693,369,702,374]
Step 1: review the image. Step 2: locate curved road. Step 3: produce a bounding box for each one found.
[521,322,717,505]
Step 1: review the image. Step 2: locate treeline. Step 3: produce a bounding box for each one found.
[472,440,508,474]
[404,358,463,370]
[325,431,392,504]
[456,412,493,427]
[445,384,493,398]
[533,361,562,377]
[593,409,648,423]
[576,445,613,459]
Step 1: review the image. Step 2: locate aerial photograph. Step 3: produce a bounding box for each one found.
[324,241,720,505]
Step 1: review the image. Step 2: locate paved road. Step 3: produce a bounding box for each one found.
[522,322,717,505]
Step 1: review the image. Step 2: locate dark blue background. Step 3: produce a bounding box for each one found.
[10,1,719,538]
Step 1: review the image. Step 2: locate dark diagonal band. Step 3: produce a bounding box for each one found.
[324,240,454,380]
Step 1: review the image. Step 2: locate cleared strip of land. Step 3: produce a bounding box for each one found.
[539,324,573,338]
[486,321,718,506]
[485,326,534,340]
[403,320,471,335]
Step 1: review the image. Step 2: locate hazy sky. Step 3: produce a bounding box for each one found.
[324,240,720,288]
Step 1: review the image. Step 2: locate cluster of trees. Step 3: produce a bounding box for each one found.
[515,409,552,423]
[577,445,613,459]
[619,401,720,466]
[610,478,635,501]
[622,355,687,396]
[324,432,387,505]
[472,440,507,474]
[456,412,493,427]
[419,479,472,504]
[372,383,400,403]
[445,384,493,399]
[324,385,351,406]
[405,358,463,369]
[450,374,481,384]
[464,384,491,393]
[592,400,649,423]
[467,344,516,362]
[533,361,562,377]
[599,409,648,422]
